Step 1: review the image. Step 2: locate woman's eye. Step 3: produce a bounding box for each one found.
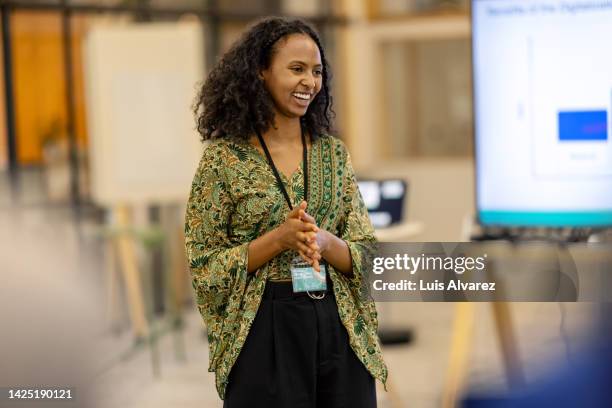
[291,66,303,72]
[314,70,322,76]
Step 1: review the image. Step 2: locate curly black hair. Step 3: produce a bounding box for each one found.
[193,16,334,141]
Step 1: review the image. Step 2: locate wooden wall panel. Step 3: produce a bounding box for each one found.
[71,15,90,156]
[0,14,7,170]
[13,11,66,165]
[12,11,89,165]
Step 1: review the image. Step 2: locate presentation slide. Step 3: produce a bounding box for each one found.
[472,0,612,226]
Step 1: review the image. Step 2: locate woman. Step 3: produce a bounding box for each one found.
[185,17,387,407]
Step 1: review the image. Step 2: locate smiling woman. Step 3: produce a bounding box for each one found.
[259,33,323,118]
[186,17,388,407]
[193,17,333,144]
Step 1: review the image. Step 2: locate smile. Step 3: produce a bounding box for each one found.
[292,92,312,101]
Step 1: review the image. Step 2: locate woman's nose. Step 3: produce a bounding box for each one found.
[302,74,316,89]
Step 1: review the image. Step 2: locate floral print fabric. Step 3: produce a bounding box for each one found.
[185,134,388,399]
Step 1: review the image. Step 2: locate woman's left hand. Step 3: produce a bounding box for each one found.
[298,209,354,277]
[299,211,330,272]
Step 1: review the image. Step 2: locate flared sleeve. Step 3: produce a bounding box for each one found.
[337,146,378,298]
[333,140,387,389]
[184,143,250,371]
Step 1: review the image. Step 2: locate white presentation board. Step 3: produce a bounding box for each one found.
[84,22,205,206]
[472,0,612,227]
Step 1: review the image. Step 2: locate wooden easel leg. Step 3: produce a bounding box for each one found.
[172,225,188,311]
[162,205,187,361]
[491,302,524,389]
[442,303,476,408]
[105,237,121,332]
[114,205,149,339]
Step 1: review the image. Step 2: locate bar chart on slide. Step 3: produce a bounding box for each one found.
[558,110,607,142]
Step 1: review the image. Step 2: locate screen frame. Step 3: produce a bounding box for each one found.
[470,0,612,228]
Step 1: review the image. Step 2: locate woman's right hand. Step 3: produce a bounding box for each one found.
[275,201,321,264]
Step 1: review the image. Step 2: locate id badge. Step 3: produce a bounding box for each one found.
[290,256,327,293]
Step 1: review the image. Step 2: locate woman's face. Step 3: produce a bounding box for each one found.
[261,33,323,120]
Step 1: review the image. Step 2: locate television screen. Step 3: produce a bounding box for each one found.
[472,0,612,227]
[357,179,407,228]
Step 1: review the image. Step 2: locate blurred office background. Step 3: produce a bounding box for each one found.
[0,1,604,407]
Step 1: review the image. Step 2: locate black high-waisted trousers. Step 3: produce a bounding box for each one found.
[223,279,377,408]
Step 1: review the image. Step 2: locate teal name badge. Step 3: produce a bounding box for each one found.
[290,256,327,293]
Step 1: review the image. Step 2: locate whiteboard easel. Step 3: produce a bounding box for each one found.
[84,22,204,341]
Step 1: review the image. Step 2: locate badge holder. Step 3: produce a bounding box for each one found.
[290,256,327,299]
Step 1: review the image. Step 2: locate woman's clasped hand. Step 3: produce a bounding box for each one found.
[275,201,325,271]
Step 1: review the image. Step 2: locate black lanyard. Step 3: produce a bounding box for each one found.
[255,127,308,210]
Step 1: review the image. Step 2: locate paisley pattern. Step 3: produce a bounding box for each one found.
[185,134,388,399]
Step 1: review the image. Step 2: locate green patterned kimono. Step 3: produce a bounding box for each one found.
[184,134,388,399]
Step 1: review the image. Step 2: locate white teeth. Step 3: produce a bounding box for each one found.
[293,92,311,100]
